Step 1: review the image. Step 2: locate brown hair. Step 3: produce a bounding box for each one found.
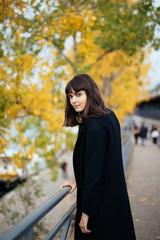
[64,74,108,127]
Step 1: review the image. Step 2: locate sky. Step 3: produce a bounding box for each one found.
[148,49,160,90]
[148,0,160,90]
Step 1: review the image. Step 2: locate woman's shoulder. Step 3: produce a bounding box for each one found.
[87,108,115,120]
[86,108,120,130]
[86,108,115,126]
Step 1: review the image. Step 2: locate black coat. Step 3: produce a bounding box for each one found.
[73,109,136,240]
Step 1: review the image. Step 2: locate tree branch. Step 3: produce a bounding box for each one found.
[52,40,78,73]
[96,47,120,62]
[3,0,5,22]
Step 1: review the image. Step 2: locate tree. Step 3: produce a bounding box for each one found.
[0,0,160,166]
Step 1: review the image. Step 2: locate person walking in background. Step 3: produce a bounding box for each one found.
[140,123,148,146]
[133,124,140,144]
[60,74,136,240]
[61,160,68,179]
[150,124,159,147]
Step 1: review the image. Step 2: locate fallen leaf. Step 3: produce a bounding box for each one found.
[129,194,136,197]
[152,202,157,206]
[140,197,148,202]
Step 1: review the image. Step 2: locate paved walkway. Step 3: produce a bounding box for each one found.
[126,139,160,240]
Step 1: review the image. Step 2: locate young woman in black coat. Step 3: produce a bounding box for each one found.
[60,74,136,240]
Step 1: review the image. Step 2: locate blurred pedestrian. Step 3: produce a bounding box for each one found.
[133,124,140,144]
[150,124,159,146]
[140,123,148,146]
[61,160,68,179]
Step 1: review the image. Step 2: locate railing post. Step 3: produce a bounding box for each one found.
[43,203,76,240]
[60,218,72,240]
[25,227,34,240]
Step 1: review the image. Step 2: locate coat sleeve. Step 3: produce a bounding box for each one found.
[81,117,108,215]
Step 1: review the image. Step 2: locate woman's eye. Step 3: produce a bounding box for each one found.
[76,94,81,97]
[68,95,72,99]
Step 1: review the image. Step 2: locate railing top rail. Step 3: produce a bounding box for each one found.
[0,186,71,240]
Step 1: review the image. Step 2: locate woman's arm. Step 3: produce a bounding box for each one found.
[79,212,91,234]
[60,179,77,193]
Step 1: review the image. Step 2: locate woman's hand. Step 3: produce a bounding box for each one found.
[79,212,91,234]
[60,179,77,194]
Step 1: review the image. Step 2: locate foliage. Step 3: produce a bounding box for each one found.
[89,50,150,121]
[0,178,49,239]
[94,0,160,54]
[0,0,160,167]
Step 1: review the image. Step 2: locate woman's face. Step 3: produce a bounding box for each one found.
[68,89,87,112]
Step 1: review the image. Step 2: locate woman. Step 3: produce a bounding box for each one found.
[60,74,136,240]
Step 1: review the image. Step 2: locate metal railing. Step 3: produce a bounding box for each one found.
[0,186,76,240]
[0,130,132,240]
[122,130,132,169]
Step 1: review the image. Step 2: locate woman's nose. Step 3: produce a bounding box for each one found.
[72,96,77,103]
